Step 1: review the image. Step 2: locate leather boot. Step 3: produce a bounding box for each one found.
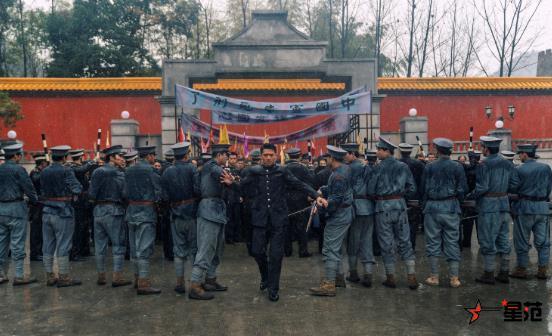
[361,273,372,288]
[335,273,346,288]
[537,266,548,280]
[407,274,419,290]
[495,271,510,284]
[475,271,495,285]
[509,267,528,279]
[13,276,37,286]
[382,274,397,288]
[309,280,336,297]
[46,272,58,287]
[346,270,360,283]
[424,274,439,286]
[136,278,161,295]
[133,274,139,289]
[97,272,107,286]
[174,276,186,294]
[57,274,82,288]
[449,276,461,288]
[112,272,132,288]
[203,277,228,292]
[189,281,214,300]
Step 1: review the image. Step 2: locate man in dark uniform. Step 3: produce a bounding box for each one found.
[225,152,242,245]
[40,145,83,287]
[29,153,48,261]
[161,142,199,294]
[159,149,174,261]
[124,150,138,167]
[342,143,375,287]
[421,138,467,288]
[469,137,519,285]
[125,145,162,295]
[314,153,332,253]
[240,143,319,301]
[284,148,315,258]
[88,145,132,288]
[189,144,234,300]
[367,138,418,290]
[67,149,95,261]
[398,143,425,250]
[240,150,261,256]
[310,145,353,297]
[0,143,39,285]
[510,144,552,280]
[461,150,481,247]
[365,149,377,166]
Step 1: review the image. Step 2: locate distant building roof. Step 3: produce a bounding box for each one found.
[0,77,161,92]
[192,79,345,91]
[378,77,552,93]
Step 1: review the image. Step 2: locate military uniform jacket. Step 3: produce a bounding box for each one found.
[89,163,127,217]
[240,164,318,229]
[124,160,161,224]
[367,156,416,213]
[400,156,425,199]
[421,156,468,214]
[197,159,228,225]
[285,160,315,212]
[30,167,42,195]
[512,159,552,215]
[471,154,519,213]
[0,160,38,218]
[348,159,374,216]
[315,166,332,190]
[40,162,82,218]
[320,164,353,225]
[161,160,199,220]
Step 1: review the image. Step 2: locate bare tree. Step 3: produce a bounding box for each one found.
[406,0,417,77]
[241,0,250,29]
[475,0,542,77]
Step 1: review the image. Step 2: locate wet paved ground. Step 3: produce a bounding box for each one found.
[1,233,551,336]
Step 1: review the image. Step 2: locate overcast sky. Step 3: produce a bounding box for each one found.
[25,0,552,75]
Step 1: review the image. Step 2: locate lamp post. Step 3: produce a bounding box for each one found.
[485,105,516,127]
[485,105,516,151]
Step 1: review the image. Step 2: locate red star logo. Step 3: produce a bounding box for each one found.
[465,299,483,324]
[501,299,508,307]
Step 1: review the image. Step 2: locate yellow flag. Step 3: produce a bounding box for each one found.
[356,132,364,153]
[219,124,230,144]
[263,130,269,144]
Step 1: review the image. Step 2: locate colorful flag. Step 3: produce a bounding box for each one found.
[106,130,110,148]
[263,130,270,144]
[356,132,365,153]
[219,124,230,144]
[177,120,185,142]
[243,132,249,158]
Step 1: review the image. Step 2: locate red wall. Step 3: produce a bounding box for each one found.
[1,95,161,152]
[380,94,552,141]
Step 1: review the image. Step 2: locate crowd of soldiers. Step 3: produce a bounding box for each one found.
[0,134,550,303]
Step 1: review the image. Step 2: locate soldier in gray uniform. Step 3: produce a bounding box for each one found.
[89,145,131,288]
[367,137,418,290]
[40,145,83,287]
[510,144,552,280]
[161,142,199,294]
[0,143,39,285]
[421,138,468,288]
[124,150,138,168]
[125,145,162,295]
[341,143,375,287]
[310,145,354,297]
[469,136,519,285]
[189,143,235,300]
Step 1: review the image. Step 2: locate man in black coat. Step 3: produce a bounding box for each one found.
[284,148,315,258]
[460,150,481,248]
[314,153,332,253]
[240,144,320,302]
[398,143,425,250]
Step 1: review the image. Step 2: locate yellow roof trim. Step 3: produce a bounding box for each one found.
[193,79,346,91]
[0,77,162,92]
[377,77,552,91]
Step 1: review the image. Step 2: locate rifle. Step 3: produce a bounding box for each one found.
[41,133,50,162]
[469,126,474,151]
[96,129,102,159]
[305,201,318,232]
[416,135,425,158]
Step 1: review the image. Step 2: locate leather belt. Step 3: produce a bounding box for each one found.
[353,195,370,199]
[171,198,197,208]
[428,196,457,201]
[128,200,155,206]
[45,197,72,202]
[375,195,403,201]
[0,198,23,203]
[484,192,507,198]
[519,195,548,202]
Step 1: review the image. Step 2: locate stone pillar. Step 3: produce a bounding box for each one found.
[400,116,428,152]
[488,128,512,151]
[111,119,139,150]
